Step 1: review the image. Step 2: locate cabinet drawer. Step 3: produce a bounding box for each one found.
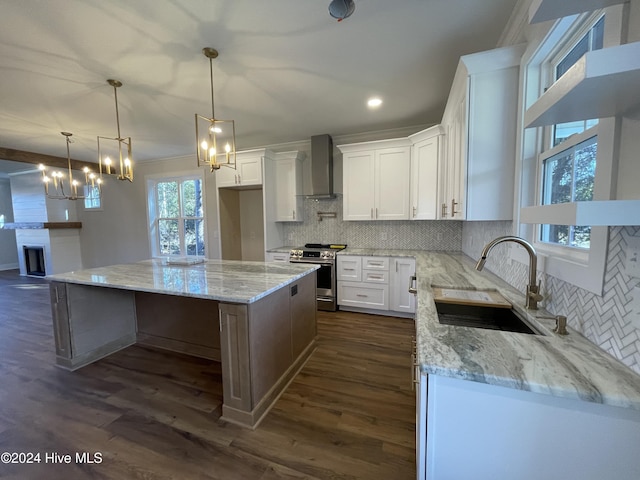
[337,256,362,281]
[363,256,389,270]
[338,282,389,310]
[362,270,389,284]
[266,252,289,262]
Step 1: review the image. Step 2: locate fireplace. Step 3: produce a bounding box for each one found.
[24,246,46,277]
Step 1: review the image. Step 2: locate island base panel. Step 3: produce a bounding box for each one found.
[50,282,137,370]
[135,292,221,361]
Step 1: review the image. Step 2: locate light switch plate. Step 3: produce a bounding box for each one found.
[624,236,640,279]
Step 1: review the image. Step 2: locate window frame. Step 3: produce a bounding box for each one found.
[146,171,206,258]
[82,184,102,210]
[514,8,623,295]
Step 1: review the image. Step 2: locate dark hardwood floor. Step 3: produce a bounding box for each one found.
[0,270,416,479]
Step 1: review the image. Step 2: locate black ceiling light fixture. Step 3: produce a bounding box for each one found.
[329,0,355,22]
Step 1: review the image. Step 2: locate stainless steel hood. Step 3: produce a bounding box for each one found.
[307,134,335,199]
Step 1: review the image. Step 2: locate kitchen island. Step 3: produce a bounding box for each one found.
[47,258,318,429]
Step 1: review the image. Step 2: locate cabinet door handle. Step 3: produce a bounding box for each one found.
[441,203,448,218]
[356,294,368,298]
[371,208,373,219]
[375,207,378,219]
[368,275,382,279]
[451,198,459,216]
[344,268,356,271]
[408,275,417,294]
[238,174,241,184]
[413,206,417,218]
[292,210,295,220]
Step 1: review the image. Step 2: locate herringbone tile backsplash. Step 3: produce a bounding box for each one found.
[463,222,640,376]
[282,196,462,250]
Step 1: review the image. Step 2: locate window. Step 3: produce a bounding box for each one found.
[83,185,101,209]
[537,14,604,250]
[516,9,622,295]
[148,174,205,257]
[551,16,604,146]
[540,132,596,248]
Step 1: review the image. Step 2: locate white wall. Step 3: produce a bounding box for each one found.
[0,178,18,269]
[78,155,220,268]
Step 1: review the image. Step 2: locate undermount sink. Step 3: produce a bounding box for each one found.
[435,302,543,335]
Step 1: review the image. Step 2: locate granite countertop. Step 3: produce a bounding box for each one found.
[47,258,318,304]
[338,248,640,410]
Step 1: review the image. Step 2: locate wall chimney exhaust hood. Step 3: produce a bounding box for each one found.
[307,134,335,199]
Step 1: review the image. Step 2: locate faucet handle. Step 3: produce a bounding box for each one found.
[536,314,569,335]
[553,315,568,335]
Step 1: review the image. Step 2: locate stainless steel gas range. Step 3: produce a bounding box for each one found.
[289,243,346,311]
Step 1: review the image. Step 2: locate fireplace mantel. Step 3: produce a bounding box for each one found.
[1,222,82,230]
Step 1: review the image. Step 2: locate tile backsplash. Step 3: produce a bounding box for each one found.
[463,221,640,376]
[282,196,462,250]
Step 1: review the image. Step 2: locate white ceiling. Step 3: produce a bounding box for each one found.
[0,0,518,172]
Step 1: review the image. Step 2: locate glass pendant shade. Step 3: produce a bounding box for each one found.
[195,47,237,172]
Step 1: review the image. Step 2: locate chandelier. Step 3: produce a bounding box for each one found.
[39,132,101,200]
[98,79,133,182]
[195,47,237,172]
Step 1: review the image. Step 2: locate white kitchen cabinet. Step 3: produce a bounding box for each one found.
[337,255,414,316]
[338,255,389,311]
[337,256,362,281]
[273,151,304,222]
[216,149,263,188]
[440,44,525,220]
[409,126,443,220]
[339,139,411,221]
[265,252,289,262]
[390,257,416,314]
[421,374,640,480]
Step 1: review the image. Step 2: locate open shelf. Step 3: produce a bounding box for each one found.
[528,0,625,24]
[520,200,640,226]
[524,42,640,128]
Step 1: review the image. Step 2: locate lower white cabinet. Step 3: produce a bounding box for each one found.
[390,257,416,314]
[420,374,640,480]
[337,255,415,316]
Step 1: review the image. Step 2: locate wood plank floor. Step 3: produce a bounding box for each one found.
[0,270,416,479]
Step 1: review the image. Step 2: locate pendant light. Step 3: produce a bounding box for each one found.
[39,132,101,200]
[195,47,237,172]
[97,79,133,182]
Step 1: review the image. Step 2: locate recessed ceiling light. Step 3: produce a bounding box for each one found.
[367,97,383,108]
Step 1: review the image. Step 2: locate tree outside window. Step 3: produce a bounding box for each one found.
[155,177,205,256]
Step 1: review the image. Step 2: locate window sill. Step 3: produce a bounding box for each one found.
[524,42,640,128]
[521,200,640,226]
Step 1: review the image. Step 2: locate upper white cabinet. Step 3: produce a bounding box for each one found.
[440,44,526,221]
[409,126,443,220]
[525,42,640,128]
[216,149,263,188]
[272,151,304,222]
[339,138,411,221]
